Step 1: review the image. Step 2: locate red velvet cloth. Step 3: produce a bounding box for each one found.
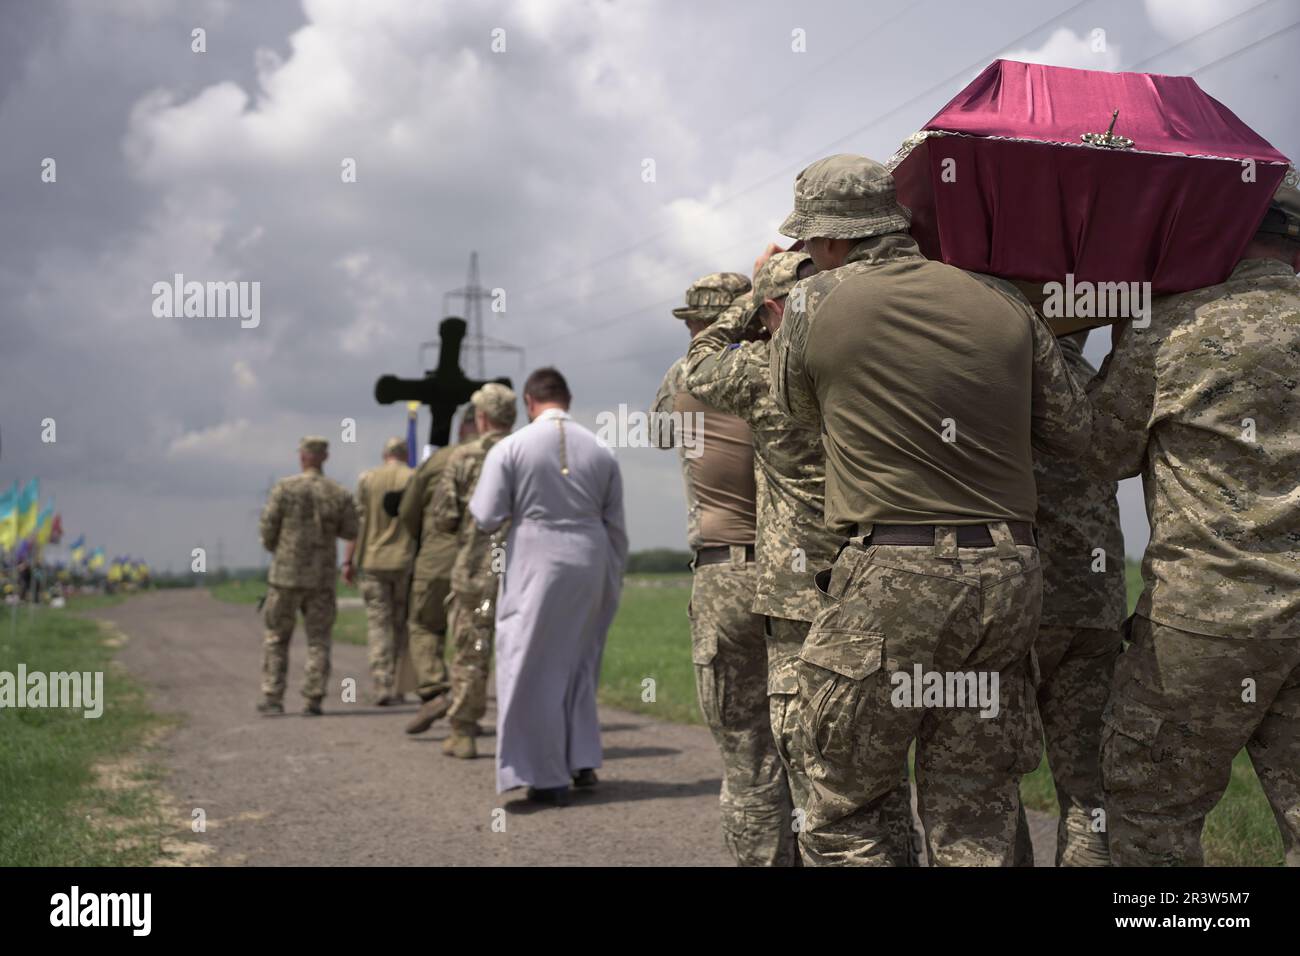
[892,59,1290,293]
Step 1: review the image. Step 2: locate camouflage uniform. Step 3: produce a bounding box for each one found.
[353,451,415,697]
[259,450,358,705]
[771,155,1092,865]
[653,272,797,867]
[683,258,914,860]
[432,430,510,739]
[398,446,460,701]
[1013,333,1127,867]
[1088,253,1300,867]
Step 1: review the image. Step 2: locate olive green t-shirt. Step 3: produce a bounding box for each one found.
[771,234,1091,532]
[652,356,757,549]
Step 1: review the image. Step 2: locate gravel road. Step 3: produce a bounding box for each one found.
[89,589,1056,866]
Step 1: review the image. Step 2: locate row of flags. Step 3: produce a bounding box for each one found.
[0,479,149,581]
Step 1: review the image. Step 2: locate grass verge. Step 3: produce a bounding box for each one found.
[0,595,172,865]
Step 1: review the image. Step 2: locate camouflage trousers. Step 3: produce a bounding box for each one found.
[767,616,814,816]
[1102,617,1300,867]
[261,585,336,702]
[359,569,411,696]
[795,525,1043,866]
[1013,624,1122,867]
[446,589,495,735]
[407,576,451,701]
[691,554,797,867]
[768,614,918,865]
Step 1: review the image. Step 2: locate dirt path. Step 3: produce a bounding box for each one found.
[89,589,1057,866]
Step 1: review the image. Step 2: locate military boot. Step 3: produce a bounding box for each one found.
[303,697,323,716]
[405,693,450,734]
[256,698,284,716]
[442,732,477,759]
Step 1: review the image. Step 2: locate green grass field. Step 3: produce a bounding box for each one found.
[0,596,170,865]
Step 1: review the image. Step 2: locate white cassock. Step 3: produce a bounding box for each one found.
[470,408,628,792]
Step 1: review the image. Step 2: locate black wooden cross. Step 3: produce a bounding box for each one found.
[373,317,512,448]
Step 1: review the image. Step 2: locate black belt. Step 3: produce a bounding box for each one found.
[694,545,756,567]
[851,522,1036,548]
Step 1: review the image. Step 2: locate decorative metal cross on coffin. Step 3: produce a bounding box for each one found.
[374,317,512,448]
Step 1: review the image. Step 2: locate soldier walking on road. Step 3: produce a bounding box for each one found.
[653,272,797,866]
[345,437,415,706]
[683,252,916,863]
[258,436,358,716]
[399,417,478,734]
[1089,181,1300,867]
[770,154,1091,865]
[1011,331,1126,867]
[431,383,517,759]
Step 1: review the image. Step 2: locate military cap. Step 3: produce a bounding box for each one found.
[780,153,911,241]
[383,437,408,459]
[471,382,518,427]
[714,289,762,333]
[672,272,752,322]
[299,435,329,455]
[1257,169,1300,239]
[754,250,813,305]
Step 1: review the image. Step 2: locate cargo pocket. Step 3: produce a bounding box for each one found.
[1100,691,1168,794]
[1003,664,1045,775]
[262,588,285,632]
[690,597,722,729]
[797,630,884,764]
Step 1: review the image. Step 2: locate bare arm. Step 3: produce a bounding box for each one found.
[683,297,763,417]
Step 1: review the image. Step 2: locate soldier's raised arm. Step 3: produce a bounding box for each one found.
[769,279,820,428]
[683,293,763,417]
[1029,312,1093,458]
[259,483,283,552]
[1085,319,1157,480]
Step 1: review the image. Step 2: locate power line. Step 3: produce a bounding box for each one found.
[1190,17,1300,74]
[1128,0,1280,71]
[515,0,1101,305]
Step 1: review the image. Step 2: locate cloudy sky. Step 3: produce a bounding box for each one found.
[2,0,1297,572]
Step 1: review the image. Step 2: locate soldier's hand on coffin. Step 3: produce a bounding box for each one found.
[754,242,785,278]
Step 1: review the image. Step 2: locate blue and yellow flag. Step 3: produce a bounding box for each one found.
[0,481,17,552]
[88,547,107,571]
[70,535,87,565]
[35,504,54,546]
[406,401,420,468]
[15,479,39,540]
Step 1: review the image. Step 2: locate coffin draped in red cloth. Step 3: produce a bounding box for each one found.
[889,59,1291,297]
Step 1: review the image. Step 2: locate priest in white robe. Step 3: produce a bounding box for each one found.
[469,367,628,802]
